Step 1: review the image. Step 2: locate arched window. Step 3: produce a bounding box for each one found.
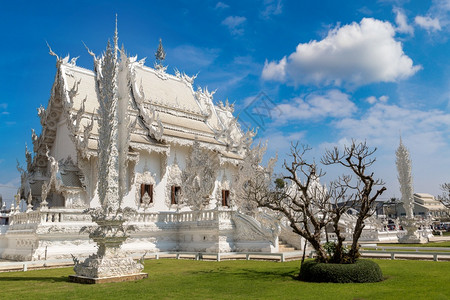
[140,184,153,204]
[221,190,230,207]
[171,185,181,205]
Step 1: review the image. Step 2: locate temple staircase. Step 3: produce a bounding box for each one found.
[278,238,299,252]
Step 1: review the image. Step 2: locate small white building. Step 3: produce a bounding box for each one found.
[390,193,449,219]
[412,193,449,218]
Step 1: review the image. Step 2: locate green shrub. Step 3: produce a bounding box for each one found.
[299,259,383,283]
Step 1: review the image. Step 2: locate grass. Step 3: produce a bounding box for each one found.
[1,259,449,299]
[377,241,450,248]
[361,241,450,252]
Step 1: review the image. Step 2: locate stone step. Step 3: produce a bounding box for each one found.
[278,245,296,252]
[278,240,298,252]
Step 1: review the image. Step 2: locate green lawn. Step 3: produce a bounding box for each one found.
[377,241,450,248]
[0,259,449,299]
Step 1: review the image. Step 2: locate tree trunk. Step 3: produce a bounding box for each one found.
[308,238,328,262]
[349,217,364,262]
[332,222,346,263]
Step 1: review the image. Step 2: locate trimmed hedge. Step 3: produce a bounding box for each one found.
[298,259,383,283]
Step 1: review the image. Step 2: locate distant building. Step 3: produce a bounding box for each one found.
[385,193,449,219]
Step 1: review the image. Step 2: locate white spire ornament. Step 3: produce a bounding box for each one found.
[154,38,167,71]
[69,17,147,283]
[26,191,33,212]
[395,137,428,243]
[155,38,166,63]
[395,137,414,219]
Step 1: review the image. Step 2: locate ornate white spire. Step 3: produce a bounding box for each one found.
[93,18,133,213]
[155,38,166,63]
[396,137,414,219]
[154,38,166,71]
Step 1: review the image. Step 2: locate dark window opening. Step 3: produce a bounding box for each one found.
[171,185,181,205]
[140,184,153,204]
[222,190,230,207]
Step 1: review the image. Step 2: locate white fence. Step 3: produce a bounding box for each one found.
[8,208,235,226]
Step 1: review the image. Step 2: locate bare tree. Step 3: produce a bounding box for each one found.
[438,183,450,209]
[238,140,386,264]
[321,141,386,261]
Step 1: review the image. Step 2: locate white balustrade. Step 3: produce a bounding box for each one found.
[9,208,232,227]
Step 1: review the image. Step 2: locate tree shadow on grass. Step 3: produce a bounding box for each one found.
[192,268,298,280]
[0,276,69,283]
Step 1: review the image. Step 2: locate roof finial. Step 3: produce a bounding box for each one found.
[155,38,166,66]
[46,41,59,60]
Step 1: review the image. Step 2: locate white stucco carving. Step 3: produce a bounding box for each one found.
[396,138,414,219]
[181,140,219,210]
[70,23,145,280]
[396,138,428,243]
[165,157,183,208]
[215,172,234,208]
[135,171,156,208]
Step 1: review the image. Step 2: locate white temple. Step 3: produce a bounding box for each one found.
[0,29,280,261]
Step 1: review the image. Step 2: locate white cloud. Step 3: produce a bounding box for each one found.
[261,18,421,87]
[282,100,450,197]
[335,103,450,155]
[274,90,356,123]
[171,45,220,68]
[260,0,283,19]
[414,0,450,33]
[262,57,286,81]
[393,7,414,35]
[358,6,373,16]
[215,2,229,9]
[0,103,9,116]
[415,16,442,31]
[261,130,306,159]
[366,95,389,104]
[222,16,247,35]
[366,96,377,104]
[379,95,389,102]
[261,99,450,196]
[328,102,450,196]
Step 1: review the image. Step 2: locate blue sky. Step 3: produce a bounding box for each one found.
[0,0,449,205]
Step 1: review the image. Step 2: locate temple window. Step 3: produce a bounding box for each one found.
[221,190,230,207]
[140,184,153,204]
[171,185,181,205]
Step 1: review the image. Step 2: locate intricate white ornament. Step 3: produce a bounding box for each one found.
[135,171,156,208]
[181,140,219,210]
[165,157,183,208]
[215,172,234,207]
[396,138,414,219]
[71,21,145,281]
